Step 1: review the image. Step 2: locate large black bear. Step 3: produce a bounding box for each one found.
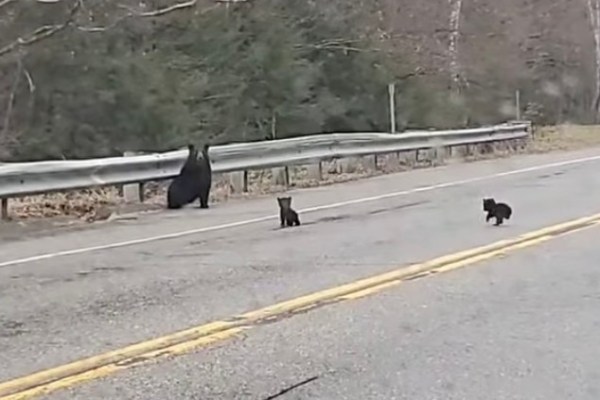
[167,143,212,209]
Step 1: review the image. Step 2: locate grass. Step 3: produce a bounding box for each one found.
[528,124,600,152]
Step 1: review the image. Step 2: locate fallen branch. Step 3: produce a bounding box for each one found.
[262,375,319,400]
[296,41,388,54]
[119,0,199,17]
[397,66,426,81]
[77,1,220,32]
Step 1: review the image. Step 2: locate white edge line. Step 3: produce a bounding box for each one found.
[2,153,600,268]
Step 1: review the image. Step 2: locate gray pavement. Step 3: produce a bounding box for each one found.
[2,147,600,398]
[45,213,600,400]
[2,147,599,263]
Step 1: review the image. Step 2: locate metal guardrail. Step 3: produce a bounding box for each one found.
[0,122,530,199]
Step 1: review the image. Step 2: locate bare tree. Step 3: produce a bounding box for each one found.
[0,0,83,57]
[448,0,464,92]
[586,0,600,120]
[0,58,23,157]
[0,0,217,58]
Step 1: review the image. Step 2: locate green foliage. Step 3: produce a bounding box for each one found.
[0,0,442,161]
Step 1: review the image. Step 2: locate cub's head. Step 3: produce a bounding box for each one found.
[277,196,292,209]
[483,198,496,212]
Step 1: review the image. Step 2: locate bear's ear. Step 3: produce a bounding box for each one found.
[187,144,198,158]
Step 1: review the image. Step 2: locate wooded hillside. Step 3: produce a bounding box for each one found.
[1,0,598,161]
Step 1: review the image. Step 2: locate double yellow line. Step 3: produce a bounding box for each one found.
[3,212,600,400]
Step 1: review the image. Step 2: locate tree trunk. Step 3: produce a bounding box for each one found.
[586,0,600,121]
[448,0,464,93]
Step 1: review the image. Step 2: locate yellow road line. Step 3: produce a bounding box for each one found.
[2,328,245,400]
[2,213,600,400]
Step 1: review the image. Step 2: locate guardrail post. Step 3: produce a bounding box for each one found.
[466,144,474,157]
[138,183,145,203]
[431,147,445,166]
[442,146,453,160]
[305,162,322,181]
[272,167,289,187]
[385,153,399,170]
[1,198,8,220]
[122,151,144,203]
[228,171,247,193]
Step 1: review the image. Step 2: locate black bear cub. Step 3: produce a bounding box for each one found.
[277,196,301,228]
[483,198,512,226]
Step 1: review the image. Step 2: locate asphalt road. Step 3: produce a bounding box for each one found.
[45,218,600,400]
[2,147,600,399]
